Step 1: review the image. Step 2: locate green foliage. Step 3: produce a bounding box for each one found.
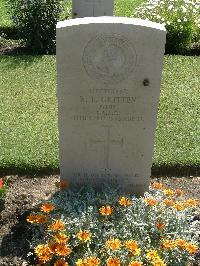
[27,183,199,265]
[8,0,67,54]
[114,0,147,17]
[0,55,199,175]
[134,0,200,54]
[0,0,12,27]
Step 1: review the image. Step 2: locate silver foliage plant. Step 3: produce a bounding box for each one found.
[28,182,199,265]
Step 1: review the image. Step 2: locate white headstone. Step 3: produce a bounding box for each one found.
[56,17,166,195]
[72,0,114,18]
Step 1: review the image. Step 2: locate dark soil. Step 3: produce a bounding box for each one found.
[0,175,200,266]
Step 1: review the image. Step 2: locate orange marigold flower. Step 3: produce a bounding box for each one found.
[27,214,48,224]
[163,189,174,196]
[156,222,165,230]
[125,240,141,255]
[85,256,100,266]
[118,196,132,207]
[48,240,59,253]
[145,198,157,206]
[185,198,199,207]
[172,202,185,211]
[175,239,187,249]
[54,259,68,266]
[185,243,198,254]
[106,257,120,266]
[0,178,4,188]
[128,261,143,266]
[48,220,65,231]
[151,182,163,189]
[76,230,92,242]
[37,214,48,224]
[55,180,69,189]
[175,189,184,197]
[26,214,38,223]
[99,205,113,216]
[35,244,53,263]
[163,198,174,206]
[106,238,121,250]
[54,232,69,243]
[54,243,71,256]
[40,203,55,213]
[161,240,176,249]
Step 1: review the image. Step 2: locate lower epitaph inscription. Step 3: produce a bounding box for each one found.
[56,17,166,195]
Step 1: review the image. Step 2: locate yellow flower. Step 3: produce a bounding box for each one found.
[145,198,157,206]
[48,220,65,231]
[146,250,159,260]
[151,257,166,266]
[172,202,185,211]
[99,205,113,216]
[54,243,71,256]
[128,261,143,266]
[163,198,174,206]
[54,259,68,266]
[163,189,174,196]
[106,257,120,266]
[106,238,121,250]
[35,244,53,263]
[76,230,92,242]
[118,196,132,207]
[125,240,141,255]
[161,240,176,250]
[146,250,166,266]
[54,232,69,243]
[156,222,165,230]
[76,259,85,266]
[76,257,100,266]
[26,213,48,224]
[185,243,198,254]
[151,182,164,189]
[40,203,55,213]
[185,198,199,207]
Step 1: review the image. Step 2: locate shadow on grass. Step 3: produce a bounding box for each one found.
[0,55,45,70]
[0,164,199,177]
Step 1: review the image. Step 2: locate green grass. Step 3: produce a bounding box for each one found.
[0,0,12,28]
[115,0,146,17]
[0,55,199,175]
[0,0,146,29]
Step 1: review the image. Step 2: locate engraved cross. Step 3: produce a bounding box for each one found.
[90,125,123,169]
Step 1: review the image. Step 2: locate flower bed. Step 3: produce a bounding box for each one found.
[26,181,199,265]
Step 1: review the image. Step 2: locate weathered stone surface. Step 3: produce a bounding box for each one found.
[56,17,166,195]
[72,0,114,18]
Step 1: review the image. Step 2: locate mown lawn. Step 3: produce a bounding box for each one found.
[0,55,199,175]
[0,0,146,29]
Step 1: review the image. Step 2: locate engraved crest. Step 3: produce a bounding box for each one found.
[82,34,137,84]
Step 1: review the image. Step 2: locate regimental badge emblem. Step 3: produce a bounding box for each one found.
[82,34,137,84]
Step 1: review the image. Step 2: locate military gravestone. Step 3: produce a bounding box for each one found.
[56,17,166,195]
[72,0,114,18]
